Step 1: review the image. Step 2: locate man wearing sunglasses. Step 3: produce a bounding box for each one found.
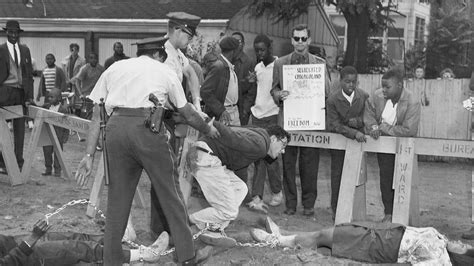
[270,24,330,217]
[187,122,290,247]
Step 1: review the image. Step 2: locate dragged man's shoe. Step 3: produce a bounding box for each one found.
[199,231,237,248]
[41,171,52,176]
[53,171,61,177]
[268,191,283,207]
[265,216,280,236]
[303,208,315,217]
[283,208,296,215]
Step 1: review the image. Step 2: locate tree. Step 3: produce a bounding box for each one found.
[425,2,473,78]
[247,0,396,73]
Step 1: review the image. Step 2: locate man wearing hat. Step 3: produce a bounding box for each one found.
[201,36,241,126]
[75,36,220,266]
[165,12,201,106]
[148,11,203,240]
[0,20,34,174]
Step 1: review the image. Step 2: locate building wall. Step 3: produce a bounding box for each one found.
[0,18,228,66]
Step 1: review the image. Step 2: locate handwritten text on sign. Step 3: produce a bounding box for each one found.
[283,64,326,131]
[395,142,415,205]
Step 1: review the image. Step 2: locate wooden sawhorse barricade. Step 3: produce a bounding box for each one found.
[23,106,145,218]
[289,131,474,226]
[0,105,26,186]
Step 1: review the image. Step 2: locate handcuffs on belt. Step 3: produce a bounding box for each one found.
[144,93,165,133]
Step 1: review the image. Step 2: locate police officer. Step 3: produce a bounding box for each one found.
[149,11,202,238]
[165,11,201,106]
[75,37,219,266]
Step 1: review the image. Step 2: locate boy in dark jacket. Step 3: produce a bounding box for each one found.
[187,122,289,247]
[40,88,70,177]
[326,66,368,218]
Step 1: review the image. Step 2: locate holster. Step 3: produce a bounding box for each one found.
[145,106,165,133]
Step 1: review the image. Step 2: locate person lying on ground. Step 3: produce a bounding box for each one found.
[186,122,290,247]
[1,219,169,265]
[250,216,474,266]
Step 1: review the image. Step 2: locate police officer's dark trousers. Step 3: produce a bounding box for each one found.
[103,108,194,265]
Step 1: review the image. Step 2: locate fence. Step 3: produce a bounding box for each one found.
[357,75,472,141]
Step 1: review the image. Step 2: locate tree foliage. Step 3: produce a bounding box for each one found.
[247,0,397,73]
[425,4,473,78]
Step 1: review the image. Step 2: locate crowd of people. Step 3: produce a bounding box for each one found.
[0,10,471,265]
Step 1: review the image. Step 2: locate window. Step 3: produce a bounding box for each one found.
[415,17,425,46]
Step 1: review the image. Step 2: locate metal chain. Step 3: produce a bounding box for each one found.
[236,234,279,248]
[42,199,211,256]
[43,199,280,256]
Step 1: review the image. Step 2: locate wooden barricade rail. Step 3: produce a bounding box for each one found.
[0,105,26,186]
[25,106,145,218]
[23,106,92,183]
[289,131,474,226]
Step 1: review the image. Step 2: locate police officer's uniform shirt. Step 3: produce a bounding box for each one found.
[164,40,189,82]
[89,55,187,115]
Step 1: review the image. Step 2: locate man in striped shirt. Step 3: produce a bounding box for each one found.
[36,54,67,103]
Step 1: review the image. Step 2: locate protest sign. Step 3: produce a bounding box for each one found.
[283,64,326,130]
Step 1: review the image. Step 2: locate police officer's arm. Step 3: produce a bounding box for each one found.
[183,64,201,109]
[75,104,101,186]
[178,103,220,138]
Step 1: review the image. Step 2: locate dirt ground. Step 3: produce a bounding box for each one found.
[0,130,473,265]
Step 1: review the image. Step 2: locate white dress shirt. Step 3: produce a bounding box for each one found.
[6,41,20,66]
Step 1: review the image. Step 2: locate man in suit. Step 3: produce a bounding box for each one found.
[270,24,330,217]
[0,20,34,173]
[201,36,241,126]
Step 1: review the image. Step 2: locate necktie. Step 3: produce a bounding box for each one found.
[14,45,19,68]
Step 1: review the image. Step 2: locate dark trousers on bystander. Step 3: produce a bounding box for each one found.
[42,142,63,173]
[330,149,345,214]
[0,86,26,168]
[282,146,320,210]
[377,153,396,215]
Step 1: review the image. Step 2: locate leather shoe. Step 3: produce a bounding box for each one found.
[303,208,315,217]
[283,208,296,215]
[198,231,236,248]
[41,171,52,176]
[53,171,61,177]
